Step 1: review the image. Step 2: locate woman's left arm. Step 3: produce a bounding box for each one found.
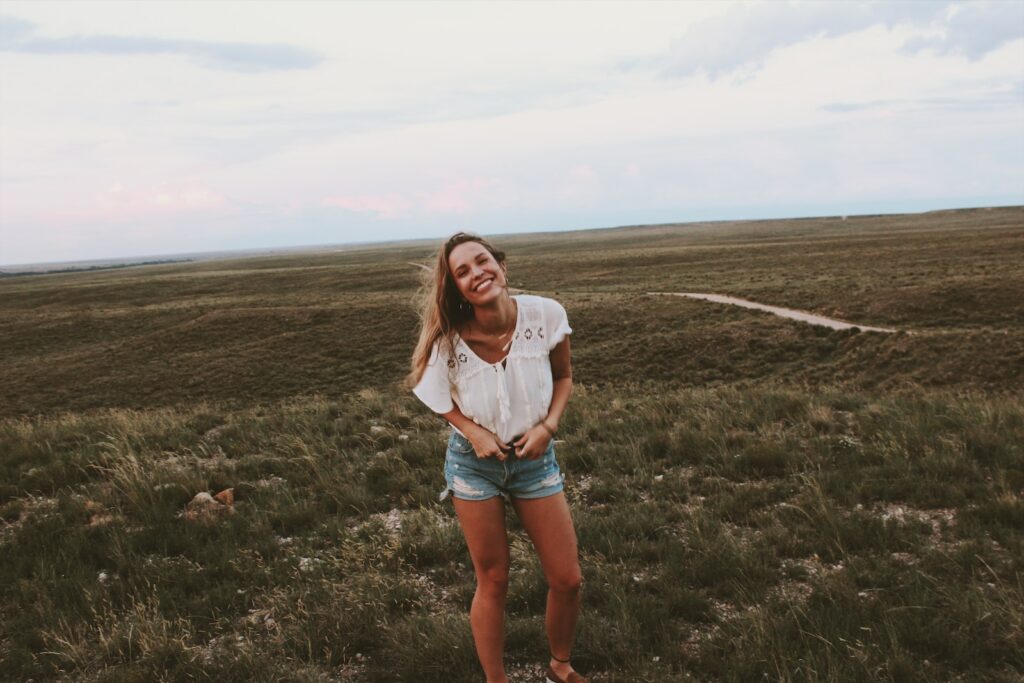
[544,335,573,433]
[514,336,573,458]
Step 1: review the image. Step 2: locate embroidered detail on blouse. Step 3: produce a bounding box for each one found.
[447,358,456,369]
[538,326,544,339]
[448,295,557,388]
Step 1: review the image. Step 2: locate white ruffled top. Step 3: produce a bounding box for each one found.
[412,294,572,443]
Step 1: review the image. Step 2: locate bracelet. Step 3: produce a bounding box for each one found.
[539,420,557,437]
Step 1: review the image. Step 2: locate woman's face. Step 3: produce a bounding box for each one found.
[448,241,507,307]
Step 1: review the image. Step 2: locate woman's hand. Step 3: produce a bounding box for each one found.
[513,422,554,460]
[467,427,511,461]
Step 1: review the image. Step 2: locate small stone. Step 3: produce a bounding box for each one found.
[89,513,116,527]
[183,491,234,523]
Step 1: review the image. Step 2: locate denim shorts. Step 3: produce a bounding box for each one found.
[440,430,565,502]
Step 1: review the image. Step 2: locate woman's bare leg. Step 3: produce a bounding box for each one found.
[511,492,583,677]
[452,496,511,683]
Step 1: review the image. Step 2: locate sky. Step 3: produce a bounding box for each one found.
[0,0,1022,266]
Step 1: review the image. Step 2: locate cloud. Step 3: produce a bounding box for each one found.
[822,82,1024,112]
[0,13,322,72]
[415,177,502,215]
[902,1,1024,59]
[633,1,1021,81]
[0,14,33,41]
[321,177,515,220]
[558,165,600,203]
[322,193,412,220]
[25,181,231,228]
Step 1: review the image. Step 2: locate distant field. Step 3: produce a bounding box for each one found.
[2,207,1021,418]
[1,207,1022,681]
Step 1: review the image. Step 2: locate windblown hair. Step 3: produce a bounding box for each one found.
[407,232,506,389]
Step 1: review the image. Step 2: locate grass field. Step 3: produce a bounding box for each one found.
[1,207,1022,681]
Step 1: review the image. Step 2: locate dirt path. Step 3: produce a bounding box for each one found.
[649,292,900,333]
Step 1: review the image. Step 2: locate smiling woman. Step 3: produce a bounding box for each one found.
[406,232,586,683]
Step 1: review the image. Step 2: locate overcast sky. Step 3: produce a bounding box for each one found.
[1,0,1022,265]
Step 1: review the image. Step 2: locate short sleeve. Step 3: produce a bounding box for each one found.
[412,341,455,414]
[542,297,572,351]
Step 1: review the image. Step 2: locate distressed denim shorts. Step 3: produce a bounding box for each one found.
[440,430,565,502]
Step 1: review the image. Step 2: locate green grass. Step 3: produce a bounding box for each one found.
[1,387,1021,681]
[1,207,1022,681]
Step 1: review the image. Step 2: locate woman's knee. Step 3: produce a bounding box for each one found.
[475,562,510,595]
[547,564,583,595]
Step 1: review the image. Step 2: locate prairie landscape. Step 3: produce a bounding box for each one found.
[1,206,1022,682]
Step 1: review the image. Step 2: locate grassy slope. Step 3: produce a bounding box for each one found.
[0,207,1022,681]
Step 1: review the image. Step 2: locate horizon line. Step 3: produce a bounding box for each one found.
[3,202,1021,271]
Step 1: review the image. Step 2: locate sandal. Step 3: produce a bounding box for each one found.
[544,667,589,683]
[545,654,589,683]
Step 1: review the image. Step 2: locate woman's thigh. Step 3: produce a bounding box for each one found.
[510,492,580,585]
[452,496,510,577]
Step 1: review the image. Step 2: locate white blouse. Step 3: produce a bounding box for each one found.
[412,294,572,443]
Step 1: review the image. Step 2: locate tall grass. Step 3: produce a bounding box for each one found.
[2,385,1020,680]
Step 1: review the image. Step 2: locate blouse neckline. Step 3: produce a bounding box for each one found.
[455,295,521,368]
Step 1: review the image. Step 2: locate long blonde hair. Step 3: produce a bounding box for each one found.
[407,232,507,388]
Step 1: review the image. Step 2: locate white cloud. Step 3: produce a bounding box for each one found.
[903,1,1024,59]
[634,0,1021,80]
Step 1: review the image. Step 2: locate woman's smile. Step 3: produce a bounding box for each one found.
[449,242,507,303]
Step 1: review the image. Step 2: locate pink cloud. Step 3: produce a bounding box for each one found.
[97,182,227,213]
[323,176,511,220]
[322,193,412,219]
[34,181,228,226]
[568,164,597,180]
[416,177,502,214]
[558,165,600,202]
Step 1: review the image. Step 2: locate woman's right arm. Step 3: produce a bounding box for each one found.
[413,341,508,459]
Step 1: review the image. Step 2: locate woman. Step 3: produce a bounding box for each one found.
[408,232,587,683]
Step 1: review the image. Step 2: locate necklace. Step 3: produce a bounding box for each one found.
[473,302,517,352]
